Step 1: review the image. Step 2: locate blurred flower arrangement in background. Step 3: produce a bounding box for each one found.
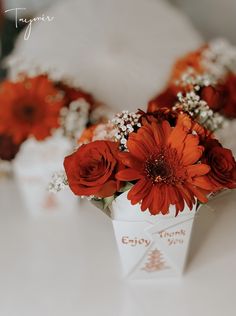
[148,39,236,126]
[0,73,109,175]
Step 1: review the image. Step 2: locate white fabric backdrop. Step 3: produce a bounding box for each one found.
[171,0,236,44]
[6,0,202,112]
[4,0,236,44]
[4,0,59,16]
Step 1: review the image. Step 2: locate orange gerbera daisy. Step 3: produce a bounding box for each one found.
[0,75,65,144]
[116,120,216,216]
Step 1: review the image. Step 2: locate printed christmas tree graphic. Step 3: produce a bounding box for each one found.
[142,249,169,272]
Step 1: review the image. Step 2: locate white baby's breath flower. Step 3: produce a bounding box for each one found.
[48,171,68,193]
[60,98,90,140]
[112,110,141,150]
[174,90,224,131]
[92,122,117,141]
[202,38,236,79]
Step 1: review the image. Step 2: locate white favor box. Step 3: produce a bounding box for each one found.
[13,133,78,216]
[110,191,196,279]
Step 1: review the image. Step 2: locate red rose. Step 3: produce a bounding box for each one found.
[203,138,236,190]
[200,85,225,112]
[64,141,124,198]
[221,74,236,118]
[148,86,177,112]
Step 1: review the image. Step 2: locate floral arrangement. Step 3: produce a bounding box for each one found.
[0,74,108,168]
[47,39,236,278]
[48,38,236,218]
[148,39,236,130]
[55,106,236,216]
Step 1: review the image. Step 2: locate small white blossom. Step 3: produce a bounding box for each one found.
[48,171,68,193]
[60,99,90,140]
[177,69,216,90]
[92,123,117,142]
[174,90,224,131]
[202,38,236,79]
[112,110,141,150]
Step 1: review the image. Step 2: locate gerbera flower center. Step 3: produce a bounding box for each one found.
[14,104,43,124]
[21,105,36,121]
[144,147,183,184]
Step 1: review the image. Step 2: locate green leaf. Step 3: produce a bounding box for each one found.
[103,195,115,210]
[118,182,133,193]
[91,195,115,214]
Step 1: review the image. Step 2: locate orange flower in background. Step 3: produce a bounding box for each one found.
[0,75,65,144]
[116,120,216,216]
[147,47,207,115]
[78,122,115,144]
[78,124,98,144]
[64,140,124,198]
[169,47,205,83]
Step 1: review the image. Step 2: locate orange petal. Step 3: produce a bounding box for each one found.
[131,131,155,153]
[177,113,192,131]
[190,186,209,204]
[182,145,204,166]
[141,188,154,212]
[161,185,171,215]
[127,138,147,160]
[151,122,164,146]
[168,124,187,156]
[116,168,142,181]
[191,176,215,190]
[187,164,211,177]
[177,184,195,209]
[149,185,162,215]
[167,185,179,205]
[128,179,151,205]
[118,152,143,169]
[161,120,172,142]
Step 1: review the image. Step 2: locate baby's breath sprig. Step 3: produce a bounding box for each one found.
[48,171,68,193]
[173,69,224,131]
[176,69,216,91]
[112,110,141,150]
[202,39,236,79]
[60,99,90,141]
[174,90,224,131]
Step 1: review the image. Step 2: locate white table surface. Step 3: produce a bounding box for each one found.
[0,177,235,316]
